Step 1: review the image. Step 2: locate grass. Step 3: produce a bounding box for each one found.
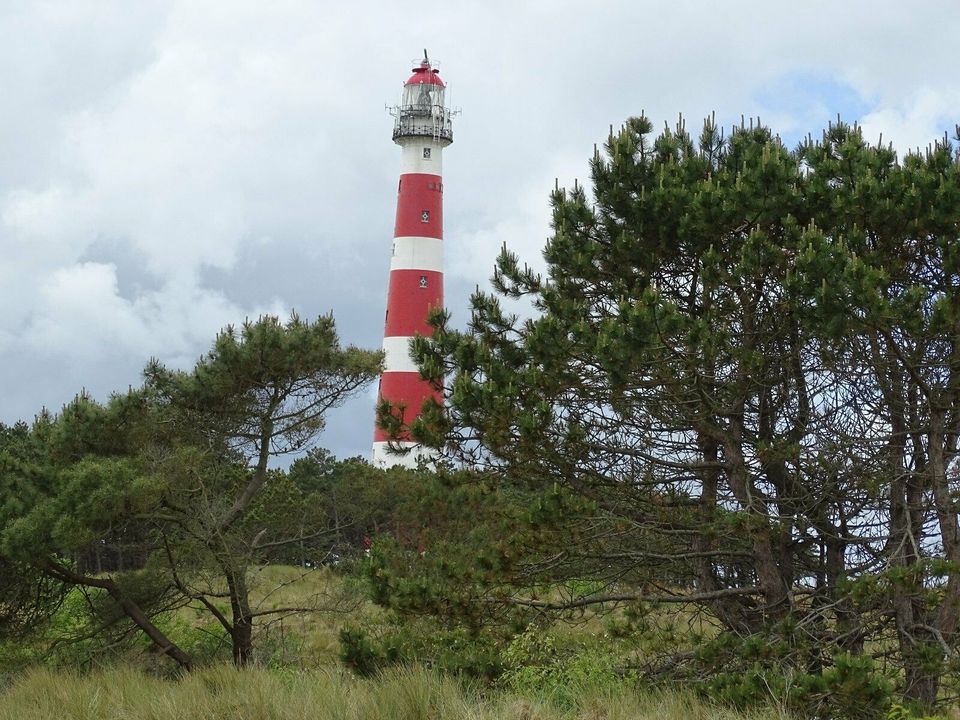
[0,564,790,718]
[213,564,384,666]
[0,565,383,677]
[0,664,790,720]
[13,566,940,718]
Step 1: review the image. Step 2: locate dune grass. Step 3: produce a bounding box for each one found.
[0,664,789,720]
[191,564,384,666]
[0,566,794,718]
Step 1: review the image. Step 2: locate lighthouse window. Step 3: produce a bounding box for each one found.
[419,275,428,288]
[423,147,431,159]
[421,210,430,223]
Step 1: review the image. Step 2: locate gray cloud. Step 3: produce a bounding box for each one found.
[2,0,958,460]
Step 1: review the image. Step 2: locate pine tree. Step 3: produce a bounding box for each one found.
[0,314,381,669]
[407,116,960,709]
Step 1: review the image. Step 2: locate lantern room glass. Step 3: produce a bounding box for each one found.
[401,81,446,116]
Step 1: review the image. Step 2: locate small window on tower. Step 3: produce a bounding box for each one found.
[423,147,431,159]
[421,210,430,223]
[419,275,428,288]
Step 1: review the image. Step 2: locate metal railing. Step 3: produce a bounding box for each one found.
[391,105,454,142]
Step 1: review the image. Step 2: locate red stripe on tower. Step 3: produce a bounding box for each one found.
[394,173,444,239]
[372,373,444,443]
[373,50,456,468]
[384,270,443,337]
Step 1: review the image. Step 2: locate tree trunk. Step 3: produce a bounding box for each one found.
[717,425,791,621]
[903,652,939,708]
[231,616,253,667]
[109,584,194,671]
[889,447,938,706]
[225,564,253,667]
[40,559,192,671]
[825,526,862,654]
[695,434,752,633]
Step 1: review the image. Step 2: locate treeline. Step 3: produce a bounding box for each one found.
[3,116,960,718]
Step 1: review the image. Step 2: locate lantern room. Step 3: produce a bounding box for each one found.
[391,51,454,144]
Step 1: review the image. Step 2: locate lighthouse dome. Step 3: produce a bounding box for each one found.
[404,64,446,88]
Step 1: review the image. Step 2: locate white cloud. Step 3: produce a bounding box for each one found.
[859,86,960,155]
[19,262,285,364]
[25,262,146,359]
[1,0,959,458]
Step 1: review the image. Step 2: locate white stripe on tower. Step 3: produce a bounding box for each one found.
[390,237,443,273]
[373,52,454,468]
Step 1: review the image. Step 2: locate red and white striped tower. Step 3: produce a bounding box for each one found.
[372,51,454,468]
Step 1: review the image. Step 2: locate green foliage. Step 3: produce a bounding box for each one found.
[499,624,622,709]
[144,313,382,464]
[887,703,948,720]
[0,313,381,671]
[688,618,902,718]
[395,114,960,711]
[338,626,400,677]
[156,616,231,668]
[358,470,540,626]
[705,651,893,720]
[0,557,64,641]
[338,621,501,680]
[290,459,449,555]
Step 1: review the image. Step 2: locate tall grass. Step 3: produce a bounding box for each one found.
[0,664,788,720]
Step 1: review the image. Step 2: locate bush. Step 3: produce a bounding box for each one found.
[704,649,893,719]
[499,624,623,709]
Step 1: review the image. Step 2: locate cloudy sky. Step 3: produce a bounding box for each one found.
[2,0,958,460]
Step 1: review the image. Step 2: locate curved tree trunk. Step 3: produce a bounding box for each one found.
[40,558,192,671]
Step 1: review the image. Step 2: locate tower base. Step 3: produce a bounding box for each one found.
[371,441,438,470]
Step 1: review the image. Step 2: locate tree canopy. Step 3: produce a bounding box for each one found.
[0,314,381,669]
[403,116,960,709]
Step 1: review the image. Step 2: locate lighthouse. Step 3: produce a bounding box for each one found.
[372,51,454,468]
